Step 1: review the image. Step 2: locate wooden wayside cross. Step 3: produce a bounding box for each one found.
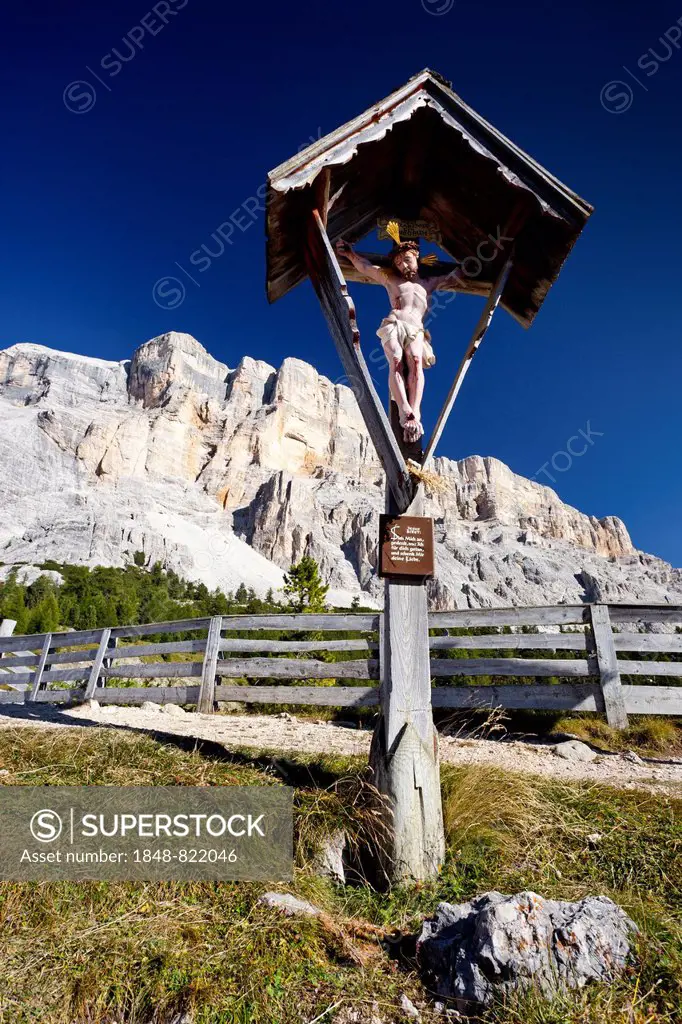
[266,68,594,884]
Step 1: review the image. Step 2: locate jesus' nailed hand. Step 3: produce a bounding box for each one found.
[336,237,460,445]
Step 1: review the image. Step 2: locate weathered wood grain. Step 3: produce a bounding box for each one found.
[589,605,628,729]
[219,638,374,653]
[608,606,682,624]
[0,628,104,654]
[83,628,112,701]
[3,668,90,686]
[0,652,40,669]
[431,684,600,711]
[622,685,682,715]
[28,633,53,701]
[95,686,201,704]
[0,690,26,704]
[103,663,203,679]
[37,648,98,666]
[220,614,379,632]
[197,616,221,713]
[617,661,682,677]
[430,658,594,678]
[6,681,680,716]
[430,607,588,628]
[429,633,588,651]
[216,658,379,679]
[214,685,379,706]
[613,634,682,653]
[373,459,445,882]
[110,640,206,659]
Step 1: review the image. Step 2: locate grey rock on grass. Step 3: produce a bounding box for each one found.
[553,740,597,763]
[258,892,321,917]
[417,891,637,1010]
[312,829,347,884]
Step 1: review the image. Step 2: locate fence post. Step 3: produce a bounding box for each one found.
[589,604,628,730]
[0,619,17,639]
[28,634,53,701]
[84,628,112,701]
[198,616,221,713]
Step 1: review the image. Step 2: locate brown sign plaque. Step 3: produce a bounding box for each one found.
[379,515,435,578]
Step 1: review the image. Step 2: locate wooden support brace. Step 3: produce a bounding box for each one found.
[103,635,118,673]
[198,616,222,713]
[423,256,514,466]
[84,628,112,700]
[304,209,414,513]
[28,633,52,701]
[314,167,331,227]
[590,604,628,729]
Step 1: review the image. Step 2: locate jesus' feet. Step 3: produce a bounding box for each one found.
[402,412,424,444]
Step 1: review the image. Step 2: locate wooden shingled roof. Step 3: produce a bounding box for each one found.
[265,69,593,327]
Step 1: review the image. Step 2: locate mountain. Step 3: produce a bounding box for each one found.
[1,332,680,609]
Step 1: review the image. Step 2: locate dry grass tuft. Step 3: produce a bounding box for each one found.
[551,714,682,757]
[406,459,449,494]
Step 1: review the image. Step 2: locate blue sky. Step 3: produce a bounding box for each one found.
[2,0,681,565]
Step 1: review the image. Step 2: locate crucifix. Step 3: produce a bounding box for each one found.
[265,68,592,883]
[337,223,455,446]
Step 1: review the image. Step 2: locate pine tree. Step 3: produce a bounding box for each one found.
[282,557,329,613]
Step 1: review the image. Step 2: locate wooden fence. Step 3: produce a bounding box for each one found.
[1,604,681,729]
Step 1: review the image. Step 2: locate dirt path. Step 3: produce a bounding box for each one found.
[1,702,681,794]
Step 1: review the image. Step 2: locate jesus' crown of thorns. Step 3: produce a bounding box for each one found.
[385,220,439,266]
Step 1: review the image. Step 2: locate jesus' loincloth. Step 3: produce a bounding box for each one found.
[376,309,436,369]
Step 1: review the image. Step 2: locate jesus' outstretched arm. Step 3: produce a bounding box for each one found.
[335,239,388,285]
[423,265,463,294]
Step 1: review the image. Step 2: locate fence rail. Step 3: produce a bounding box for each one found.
[1,603,681,728]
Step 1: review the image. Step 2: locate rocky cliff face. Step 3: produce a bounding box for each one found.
[1,332,680,608]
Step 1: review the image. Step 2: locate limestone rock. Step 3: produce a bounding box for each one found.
[417,892,637,1010]
[312,829,347,884]
[552,740,598,763]
[258,892,321,917]
[1,333,681,610]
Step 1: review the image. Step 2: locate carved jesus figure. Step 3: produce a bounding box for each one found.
[336,231,459,444]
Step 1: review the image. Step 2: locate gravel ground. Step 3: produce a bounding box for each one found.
[0,702,680,794]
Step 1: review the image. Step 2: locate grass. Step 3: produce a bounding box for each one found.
[0,726,679,1024]
[548,714,682,757]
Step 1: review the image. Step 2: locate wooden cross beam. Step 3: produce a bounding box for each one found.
[422,255,514,467]
[304,209,415,513]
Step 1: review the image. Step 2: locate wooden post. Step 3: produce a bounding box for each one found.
[28,633,52,701]
[198,616,221,713]
[0,620,16,639]
[589,604,628,729]
[370,494,445,882]
[368,380,445,883]
[84,628,112,701]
